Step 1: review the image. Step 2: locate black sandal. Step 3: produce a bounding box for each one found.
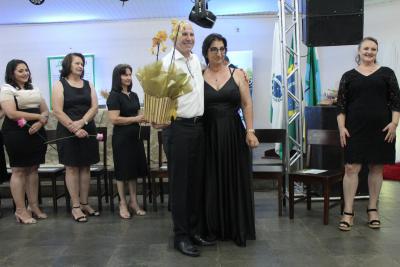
[339,211,354,231]
[367,208,381,229]
[80,203,100,217]
[72,206,88,223]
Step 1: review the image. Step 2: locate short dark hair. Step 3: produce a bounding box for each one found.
[59,52,85,79]
[202,33,228,65]
[355,37,379,65]
[111,64,133,92]
[5,59,33,89]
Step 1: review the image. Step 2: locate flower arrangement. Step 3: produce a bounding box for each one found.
[136,19,192,124]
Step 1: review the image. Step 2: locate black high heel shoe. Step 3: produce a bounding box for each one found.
[338,211,354,231]
[72,206,87,223]
[80,202,100,216]
[367,208,381,229]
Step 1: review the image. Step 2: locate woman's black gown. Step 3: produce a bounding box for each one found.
[204,69,256,247]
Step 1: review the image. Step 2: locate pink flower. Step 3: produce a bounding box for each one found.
[17,118,27,128]
[96,133,104,141]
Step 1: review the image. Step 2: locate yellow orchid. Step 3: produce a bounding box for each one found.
[150,30,168,58]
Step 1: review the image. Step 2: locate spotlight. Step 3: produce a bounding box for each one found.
[120,0,129,6]
[189,0,216,28]
[29,0,45,5]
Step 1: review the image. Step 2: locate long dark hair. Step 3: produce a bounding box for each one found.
[355,36,379,65]
[202,33,228,65]
[59,52,85,79]
[111,64,133,92]
[5,59,33,89]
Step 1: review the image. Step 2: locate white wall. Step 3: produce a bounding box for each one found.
[0,16,276,128]
[0,0,399,129]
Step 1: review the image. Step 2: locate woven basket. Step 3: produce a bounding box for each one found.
[144,94,173,124]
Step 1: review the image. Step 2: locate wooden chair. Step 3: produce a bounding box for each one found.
[289,129,344,225]
[90,127,109,212]
[253,129,287,216]
[148,130,169,212]
[37,129,68,212]
[108,125,149,212]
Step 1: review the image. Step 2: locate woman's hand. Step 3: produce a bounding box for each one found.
[135,114,146,123]
[75,129,88,138]
[383,122,397,143]
[28,121,43,135]
[339,127,350,147]
[246,132,259,148]
[68,120,84,133]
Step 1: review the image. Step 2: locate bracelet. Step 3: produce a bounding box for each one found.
[246,128,255,133]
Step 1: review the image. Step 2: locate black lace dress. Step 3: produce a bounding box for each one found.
[204,69,256,247]
[336,67,400,164]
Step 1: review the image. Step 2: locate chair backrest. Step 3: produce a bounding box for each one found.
[96,127,108,169]
[254,129,286,166]
[139,125,151,166]
[306,129,342,168]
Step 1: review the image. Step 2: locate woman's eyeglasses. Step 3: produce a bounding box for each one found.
[209,47,226,54]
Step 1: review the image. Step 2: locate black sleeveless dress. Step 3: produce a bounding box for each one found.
[106,90,148,180]
[337,67,400,163]
[56,79,99,166]
[204,69,256,247]
[2,96,47,167]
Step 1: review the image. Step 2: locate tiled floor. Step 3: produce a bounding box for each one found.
[1,181,400,267]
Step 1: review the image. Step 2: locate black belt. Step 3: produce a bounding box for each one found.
[174,116,203,124]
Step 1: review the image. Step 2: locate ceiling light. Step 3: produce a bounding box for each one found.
[29,0,45,5]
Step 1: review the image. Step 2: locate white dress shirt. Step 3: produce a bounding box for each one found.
[162,49,204,118]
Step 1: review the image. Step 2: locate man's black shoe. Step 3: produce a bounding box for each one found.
[174,240,200,257]
[191,235,217,246]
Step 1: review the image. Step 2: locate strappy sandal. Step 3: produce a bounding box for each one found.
[80,202,100,217]
[119,202,131,219]
[367,208,381,229]
[72,206,88,223]
[338,211,354,231]
[129,202,146,216]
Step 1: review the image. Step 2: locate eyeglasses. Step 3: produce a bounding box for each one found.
[209,47,226,54]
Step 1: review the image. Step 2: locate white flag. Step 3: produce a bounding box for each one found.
[270,21,284,152]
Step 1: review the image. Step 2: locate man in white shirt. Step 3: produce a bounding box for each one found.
[160,21,215,257]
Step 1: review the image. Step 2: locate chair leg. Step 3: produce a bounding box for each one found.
[151,175,157,212]
[306,184,311,210]
[277,175,283,216]
[104,171,109,203]
[109,172,114,213]
[323,181,330,225]
[282,173,287,207]
[97,175,102,212]
[289,177,295,219]
[160,177,164,203]
[52,176,58,213]
[142,176,147,211]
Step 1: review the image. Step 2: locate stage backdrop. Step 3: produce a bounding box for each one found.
[47,54,96,108]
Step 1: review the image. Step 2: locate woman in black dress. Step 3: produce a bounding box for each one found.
[52,53,100,222]
[337,37,400,231]
[0,59,49,224]
[107,64,147,219]
[202,34,259,246]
